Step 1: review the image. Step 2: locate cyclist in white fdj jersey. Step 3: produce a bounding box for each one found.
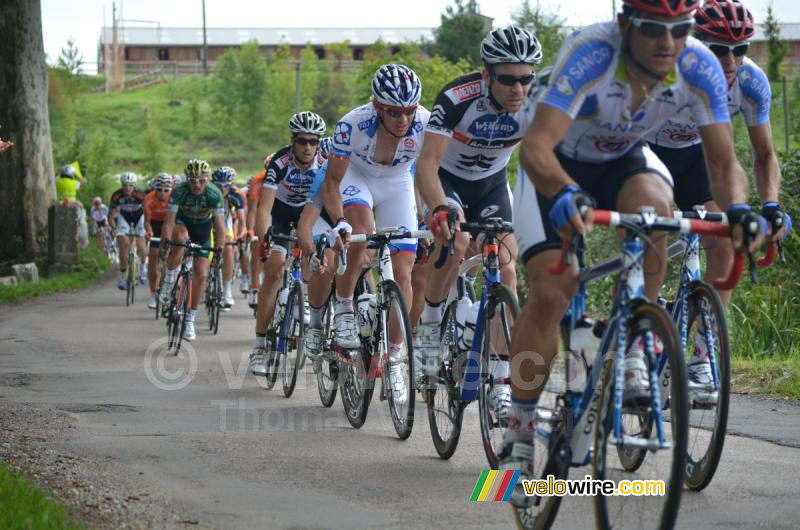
[645,0,789,393]
[321,64,430,404]
[504,0,764,505]
[416,26,542,419]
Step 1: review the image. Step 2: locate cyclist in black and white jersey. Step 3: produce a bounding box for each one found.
[249,112,327,376]
[415,25,543,417]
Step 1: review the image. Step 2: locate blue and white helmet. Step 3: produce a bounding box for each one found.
[481,26,542,65]
[318,137,333,158]
[371,64,422,107]
[212,166,236,183]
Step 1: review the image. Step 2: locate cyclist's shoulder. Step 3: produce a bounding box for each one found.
[435,72,483,106]
[269,146,293,169]
[734,57,770,99]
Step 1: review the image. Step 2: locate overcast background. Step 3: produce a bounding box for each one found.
[42,0,797,73]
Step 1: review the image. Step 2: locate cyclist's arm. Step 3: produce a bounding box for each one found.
[698,122,749,209]
[297,203,321,258]
[519,104,576,198]
[321,156,349,223]
[255,187,276,239]
[414,132,449,211]
[212,213,226,252]
[747,122,781,204]
[108,207,118,231]
[143,200,153,235]
[235,208,247,238]
[246,198,258,233]
[160,210,176,243]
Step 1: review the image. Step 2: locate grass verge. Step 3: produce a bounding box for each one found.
[731,355,800,400]
[0,462,82,530]
[0,241,111,305]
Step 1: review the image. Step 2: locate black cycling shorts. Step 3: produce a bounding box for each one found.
[269,199,303,251]
[149,220,163,248]
[648,142,712,212]
[440,167,512,224]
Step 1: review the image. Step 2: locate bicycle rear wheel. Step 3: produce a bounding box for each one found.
[169,274,190,354]
[427,299,465,459]
[339,347,372,429]
[126,251,135,306]
[593,300,687,530]
[316,294,338,408]
[381,280,415,440]
[683,281,729,491]
[282,281,305,398]
[478,283,520,469]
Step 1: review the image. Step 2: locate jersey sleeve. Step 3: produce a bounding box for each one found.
[265,149,290,190]
[307,160,328,208]
[109,191,120,208]
[332,115,356,158]
[143,193,153,217]
[737,60,771,127]
[210,188,226,217]
[167,187,181,212]
[679,43,731,127]
[540,30,616,118]
[425,76,482,137]
[248,170,265,201]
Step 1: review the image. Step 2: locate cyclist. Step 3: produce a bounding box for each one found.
[108,172,147,290]
[645,0,789,393]
[55,164,84,205]
[143,173,173,309]
[249,112,327,375]
[211,166,247,309]
[321,64,430,404]
[158,159,226,341]
[414,26,542,418]
[502,0,763,504]
[89,196,110,252]
[245,157,274,308]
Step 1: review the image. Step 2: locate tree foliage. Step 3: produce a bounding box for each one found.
[764,2,787,80]
[432,0,486,67]
[511,0,566,68]
[57,37,84,75]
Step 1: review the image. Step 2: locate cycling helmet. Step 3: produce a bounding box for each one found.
[318,137,333,158]
[120,171,137,185]
[371,64,422,107]
[481,26,543,65]
[155,172,173,188]
[212,166,236,183]
[289,111,326,136]
[622,0,700,17]
[57,164,76,178]
[185,159,210,178]
[694,0,754,42]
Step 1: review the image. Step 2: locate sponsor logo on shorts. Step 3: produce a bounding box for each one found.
[594,138,630,153]
[342,185,360,196]
[480,205,500,218]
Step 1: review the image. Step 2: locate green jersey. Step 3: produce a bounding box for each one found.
[168,182,224,225]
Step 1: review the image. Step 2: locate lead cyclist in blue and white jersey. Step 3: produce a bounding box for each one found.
[505,0,765,505]
[415,25,542,417]
[321,64,429,403]
[645,0,789,395]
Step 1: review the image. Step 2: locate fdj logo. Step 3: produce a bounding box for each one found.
[342,185,361,196]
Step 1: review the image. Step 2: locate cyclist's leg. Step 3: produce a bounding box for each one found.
[148,220,163,294]
[133,216,147,283]
[116,216,130,272]
[255,245,287,334]
[158,223,189,302]
[222,229,236,306]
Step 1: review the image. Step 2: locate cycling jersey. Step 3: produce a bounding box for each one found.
[168,182,225,225]
[110,188,146,223]
[143,190,171,222]
[426,72,532,179]
[56,177,80,202]
[264,146,325,208]
[331,103,430,177]
[538,21,730,163]
[647,55,771,148]
[90,205,109,223]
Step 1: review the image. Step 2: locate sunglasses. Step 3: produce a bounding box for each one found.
[492,73,536,87]
[155,187,171,193]
[214,182,231,189]
[122,184,135,189]
[294,137,320,146]
[708,42,749,57]
[382,106,418,118]
[188,177,208,184]
[629,16,693,39]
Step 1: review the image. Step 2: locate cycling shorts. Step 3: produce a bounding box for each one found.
[176,219,212,259]
[116,214,145,238]
[648,143,712,212]
[149,220,163,249]
[440,167,513,224]
[269,199,303,254]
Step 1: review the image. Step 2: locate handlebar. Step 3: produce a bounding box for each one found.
[433,211,457,269]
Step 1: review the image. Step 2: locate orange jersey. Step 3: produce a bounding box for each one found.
[247,170,267,202]
[144,190,171,222]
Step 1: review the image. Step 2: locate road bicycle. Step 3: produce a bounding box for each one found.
[164,241,215,354]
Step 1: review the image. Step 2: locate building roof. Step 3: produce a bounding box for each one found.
[752,22,800,41]
[99,26,434,47]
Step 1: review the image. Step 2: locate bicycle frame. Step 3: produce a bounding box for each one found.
[275,244,303,355]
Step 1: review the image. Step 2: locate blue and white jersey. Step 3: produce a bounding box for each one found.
[331,103,430,179]
[647,56,771,148]
[537,21,730,162]
[263,145,326,208]
[426,72,534,180]
[306,160,328,209]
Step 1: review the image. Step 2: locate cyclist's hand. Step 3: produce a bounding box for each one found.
[430,204,457,245]
[726,203,765,253]
[145,230,153,239]
[331,219,352,248]
[548,184,596,240]
[761,201,788,241]
[259,239,269,262]
[307,253,326,275]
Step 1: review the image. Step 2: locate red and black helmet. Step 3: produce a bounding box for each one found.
[695,0,755,42]
[623,0,700,17]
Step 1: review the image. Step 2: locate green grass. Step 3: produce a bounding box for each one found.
[0,242,110,305]
[0,462,83,530]
[731,355,800,400]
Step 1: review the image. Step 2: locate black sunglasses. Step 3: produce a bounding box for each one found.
[155,187,171,193]
[492,73,536,87]
[384,107,417,118]
[708,42,749,57]
[294,137,320,146]
[629,16,693,39]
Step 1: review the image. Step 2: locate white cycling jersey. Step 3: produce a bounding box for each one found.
[426,72,534,180]
[263,145,326,208]
[537,21,730,163]
[647,55,771,148]
[90,205,109,223]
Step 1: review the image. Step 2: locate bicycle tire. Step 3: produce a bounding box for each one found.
[282,281,305,398]
[593,300,688,530]
[379,280,415,440]
[478,283,520,469]
[211,268,222,335]
[316,294,338,408]
[339,347,372,429]
[683,281,730,491]
[427,299,465,459]
[175,274,191,355]
[126,250,135,306]
[205,270,216,331]
[168,274,189,354]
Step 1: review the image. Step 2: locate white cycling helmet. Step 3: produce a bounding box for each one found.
[481,25,543,65]
[289,111,326,136]
[371,64,422,107]
[120,172,138,185]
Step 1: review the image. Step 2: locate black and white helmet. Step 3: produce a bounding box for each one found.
[480,25,543,65]
[371,64,422,107]
[120,171,138,185]
[289,111,326,136]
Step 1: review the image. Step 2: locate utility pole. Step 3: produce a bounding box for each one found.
[612,0,617,17]
[202,0,208,76]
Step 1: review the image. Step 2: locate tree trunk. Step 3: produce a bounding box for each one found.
[0,0,54,257]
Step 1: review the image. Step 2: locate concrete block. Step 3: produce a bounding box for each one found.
[0,276,17,286]
[12,262,39,283]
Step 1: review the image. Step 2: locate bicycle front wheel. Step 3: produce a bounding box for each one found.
[683,281,730,491]
[282,281,305,398]
[316,295,338,408]
[478,283,520,469]
[593,300,688,530]
[126,251,135,306]
[380,280,415,440]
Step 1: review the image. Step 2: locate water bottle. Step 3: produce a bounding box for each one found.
[357,293,377,337]
[455,298,480,350]
[567,315,599,392]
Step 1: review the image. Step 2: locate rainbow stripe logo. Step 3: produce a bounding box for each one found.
[470,470,521,501]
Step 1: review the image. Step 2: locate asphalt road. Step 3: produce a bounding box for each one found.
[1,275,799,529]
